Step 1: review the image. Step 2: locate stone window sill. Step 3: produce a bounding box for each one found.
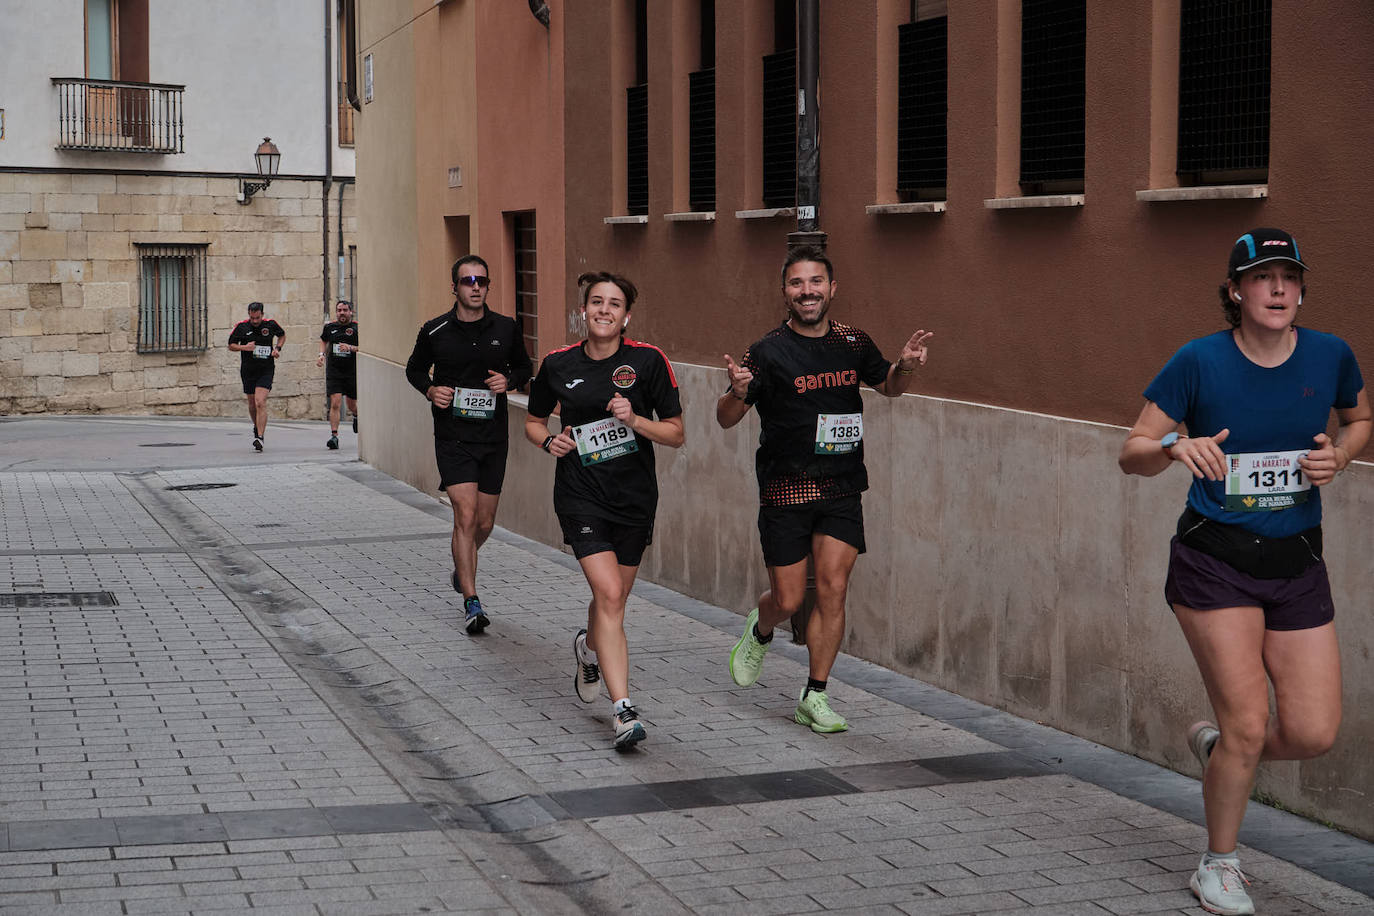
[603,215,648,225]
[664,211,715,222]
[866,201,946,215]
[984,194,1084,210]
[735,207,796,219]
[1136,184,1267,202]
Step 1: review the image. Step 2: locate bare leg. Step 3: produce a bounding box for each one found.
[578,553,639,701]
[1174,603,1268,855]
[444,482,494,598]
[252,388,270,437]
[328,393,342,433]
[802,534,859,681]
[1262,623,1341,760]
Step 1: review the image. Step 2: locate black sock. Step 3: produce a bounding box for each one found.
[753,623,773,644]
[803,678,827,698]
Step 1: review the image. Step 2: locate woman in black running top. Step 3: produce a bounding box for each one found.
[525,272,684,750]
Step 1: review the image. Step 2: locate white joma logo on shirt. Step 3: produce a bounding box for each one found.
[565,379,585,389]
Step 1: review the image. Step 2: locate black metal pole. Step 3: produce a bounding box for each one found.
[789,0,826,252]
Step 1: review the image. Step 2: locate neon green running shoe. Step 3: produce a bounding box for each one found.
[794,688,848,734]
[729,608,770,686]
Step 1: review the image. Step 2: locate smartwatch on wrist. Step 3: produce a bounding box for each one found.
[541,435,555,453]
[1161,431,1181,454]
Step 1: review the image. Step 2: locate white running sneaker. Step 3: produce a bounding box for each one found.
[612,705,646,750]
[1190,855,1254,915]
[573,629,602,703]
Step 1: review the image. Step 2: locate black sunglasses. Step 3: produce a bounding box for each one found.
[457,276,491,289]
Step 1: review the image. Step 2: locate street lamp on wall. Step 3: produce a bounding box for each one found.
[237,137,281,204]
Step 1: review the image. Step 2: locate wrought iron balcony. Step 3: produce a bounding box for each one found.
[51,78,184,153]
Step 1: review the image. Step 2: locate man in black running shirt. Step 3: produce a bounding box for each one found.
[717,246,934,734]
[317,299,359,449]
[405,254,533,633]
[227,301,286,451]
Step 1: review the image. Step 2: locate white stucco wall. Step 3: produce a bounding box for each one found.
[0,0,356,176]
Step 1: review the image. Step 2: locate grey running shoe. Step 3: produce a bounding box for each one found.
[1190,855,1254,915]
[573,629,601,703]
[613,705,646,750]
[1188,720,1220,770]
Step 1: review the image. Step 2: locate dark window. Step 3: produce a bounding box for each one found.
[626,0,649,216]
[761,48,796,208]
[135,243,207,353]
[337,0,355,145]
[761,0,796,208]
[1020,0,1085,191]
[897,12,947,199]
[513,213,538,368]
[1177,0,1269,183]
[689,0,715,211]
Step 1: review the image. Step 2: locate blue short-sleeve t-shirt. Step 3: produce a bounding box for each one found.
[1143,328,1363,537]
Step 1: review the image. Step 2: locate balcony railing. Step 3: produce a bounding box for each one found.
[52,78,184,153]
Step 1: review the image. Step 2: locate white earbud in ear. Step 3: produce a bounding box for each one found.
[622,315,630,328]
[1233,292,1242,303]
[1298,292,1304,305]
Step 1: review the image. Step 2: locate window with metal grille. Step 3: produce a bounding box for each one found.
[626,0,649,216]
[1177,0,1269,182]
[761,0,796,209]
[135,243,207,353]
[688,0,715,211]
[513,212,537,370]
[897,8,947,199]
[1020,0,1085,191]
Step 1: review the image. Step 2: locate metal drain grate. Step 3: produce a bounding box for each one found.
[139,442,195,448]
[253,523,286,528]
[0,592,119,608]
[165,483,238,491]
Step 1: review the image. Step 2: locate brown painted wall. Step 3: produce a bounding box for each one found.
[561,0,1374,453]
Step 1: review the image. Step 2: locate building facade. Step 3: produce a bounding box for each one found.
[354,1,1374,837]
[0,0,358,418]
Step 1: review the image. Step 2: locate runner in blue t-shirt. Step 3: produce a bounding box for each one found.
[1119,228,1370,916]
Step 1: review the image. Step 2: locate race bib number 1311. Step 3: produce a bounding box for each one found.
[1226,449,1311,511]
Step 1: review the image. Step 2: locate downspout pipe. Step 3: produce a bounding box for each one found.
[789,0,826,252]
[322,0,333,319]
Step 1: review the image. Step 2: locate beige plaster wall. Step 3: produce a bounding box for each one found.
[0,171,356,417]
[492,361,1374,839]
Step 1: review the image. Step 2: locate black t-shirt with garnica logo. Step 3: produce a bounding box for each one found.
[528,338,683,526]
[228,319,286,373]
[739,320,891,506]
[320,321,359,377]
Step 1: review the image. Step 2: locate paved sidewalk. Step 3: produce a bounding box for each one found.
[0,416,1371,914]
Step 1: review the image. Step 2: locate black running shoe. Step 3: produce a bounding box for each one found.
[327,434,339,450]
[252,436,263,452]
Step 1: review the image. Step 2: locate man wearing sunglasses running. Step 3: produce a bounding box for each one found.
[406,255,533,633]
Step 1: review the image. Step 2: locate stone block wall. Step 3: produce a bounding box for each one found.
[0,171,357,418]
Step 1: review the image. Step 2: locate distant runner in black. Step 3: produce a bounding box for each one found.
[525,271,684,750]
[227,301,286,452]
[317,299,359,449]
[406,255,533,634]
[717,246,933,735]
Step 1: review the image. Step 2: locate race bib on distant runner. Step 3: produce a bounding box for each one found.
[815,413,863,454]
[253,345,272,359]
[332,342,351,357]
[572,416,638,466]
[452,387,496,420]
[1226,449,1311,511]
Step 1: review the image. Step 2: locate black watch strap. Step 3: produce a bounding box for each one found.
[541,435,554,453]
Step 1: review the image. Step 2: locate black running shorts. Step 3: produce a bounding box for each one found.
[757,493,865,568]
[435,438,508,494]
